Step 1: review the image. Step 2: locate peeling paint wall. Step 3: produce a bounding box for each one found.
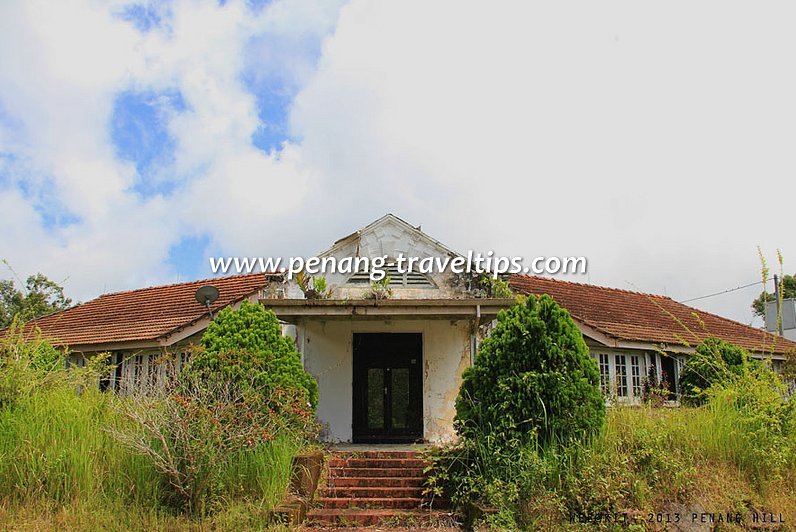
[299,318,472,443]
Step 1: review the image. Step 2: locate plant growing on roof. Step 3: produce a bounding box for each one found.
[452,271,514,298]
[365,275,393,300]
[478,274,513,298]
[295,271,331,300]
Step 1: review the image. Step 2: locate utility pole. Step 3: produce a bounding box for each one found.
[774,274,784,335]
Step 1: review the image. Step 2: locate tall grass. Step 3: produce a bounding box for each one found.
[220,433,302,507]
[0,373,303,528]
[0,386,161,505]
[0,327,308,528]
[431,390,796,529]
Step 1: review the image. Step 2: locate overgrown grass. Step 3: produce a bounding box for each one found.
[0,322,314,529]
[431,390,796,530]
[220,432,302,507]
[558,403,796,528]
[0,386,161,505]
[0,380,303,528]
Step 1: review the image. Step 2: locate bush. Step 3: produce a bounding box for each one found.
[187,300,318,408]
[111,301,318,514]
[679,337,761,406]
[455,294,605,446]
[426,431,563,528]
[110,371,304,514]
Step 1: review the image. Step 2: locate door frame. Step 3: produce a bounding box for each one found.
[351,332,424,443]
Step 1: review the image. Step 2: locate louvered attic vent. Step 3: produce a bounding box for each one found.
[346,261,436,288]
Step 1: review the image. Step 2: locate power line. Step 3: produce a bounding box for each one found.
[678,279,769,304]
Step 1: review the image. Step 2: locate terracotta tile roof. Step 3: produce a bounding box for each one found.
[509,275,796,355]
[6,274,274,348]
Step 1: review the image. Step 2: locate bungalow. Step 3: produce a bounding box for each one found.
[9,214,796,443]
[12,273,278,394]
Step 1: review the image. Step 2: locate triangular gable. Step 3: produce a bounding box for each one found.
[317,213,461,261]
[298,214,467,298]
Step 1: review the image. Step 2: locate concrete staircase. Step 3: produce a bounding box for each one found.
[305,450,452,527]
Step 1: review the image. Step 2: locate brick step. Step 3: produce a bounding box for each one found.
[305,508,456,527]
[327,457,428,469]
[318,486,424,499]
[317,497,425,510]
[330,450,422,459]
[327,476,426,488]
[329,466,426,477]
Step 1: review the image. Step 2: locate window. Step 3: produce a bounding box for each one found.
[615,355,628,397]
[132,355,143,390]
[593,351,649,402]
[598,353,611,393]
[630,355,643,397]
[120,353,165,395]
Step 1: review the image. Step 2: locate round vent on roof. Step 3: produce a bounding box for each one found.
[195,285,219,306]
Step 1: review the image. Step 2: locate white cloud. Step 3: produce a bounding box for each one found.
[0,0,342,298]
[0,0,793,327]
[287,0,796,324]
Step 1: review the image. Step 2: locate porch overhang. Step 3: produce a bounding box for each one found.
[258,298,516,324]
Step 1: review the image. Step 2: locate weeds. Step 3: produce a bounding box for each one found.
[0,329,307,527]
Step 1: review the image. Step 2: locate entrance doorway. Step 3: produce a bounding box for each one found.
[352,333,423,443]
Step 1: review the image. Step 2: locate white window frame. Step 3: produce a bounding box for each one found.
[598,353,611,394]
[630,354,645,398]
[592,350,651,404]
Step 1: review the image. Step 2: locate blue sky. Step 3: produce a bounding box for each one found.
[107,2,317,281]
[1,0,795,326]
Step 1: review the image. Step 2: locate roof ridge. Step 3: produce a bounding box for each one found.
[510,274,671,300]
[94,272,274,300]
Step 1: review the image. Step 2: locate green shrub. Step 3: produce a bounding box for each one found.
[188,300,318,408]
[426,434,560,529]
[455,294,605,446]
[432,295,605,528]
[679,337,762,406]
[111,301,318,514]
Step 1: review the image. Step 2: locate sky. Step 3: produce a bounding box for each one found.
[0,0,793,326]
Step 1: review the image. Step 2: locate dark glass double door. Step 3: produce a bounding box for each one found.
[352,333,423,443]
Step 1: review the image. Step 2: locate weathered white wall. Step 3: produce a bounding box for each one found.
[277,215,472,301]
[298,318,472,443]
